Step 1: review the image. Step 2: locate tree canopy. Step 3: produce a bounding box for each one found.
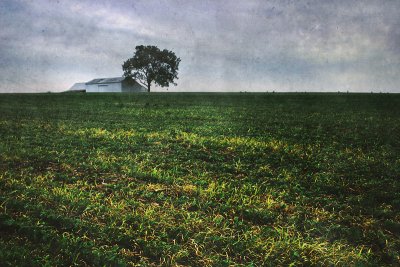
[122,45,181,92]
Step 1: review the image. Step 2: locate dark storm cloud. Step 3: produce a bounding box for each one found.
[0,0,399,92]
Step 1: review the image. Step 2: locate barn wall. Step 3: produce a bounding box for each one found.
[86,84,97,92]
[86,83,122,93]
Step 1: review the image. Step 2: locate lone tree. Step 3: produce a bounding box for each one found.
[122,45,181,92]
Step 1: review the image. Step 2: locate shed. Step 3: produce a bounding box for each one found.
[85,77,146,93]
[68,82,86,92]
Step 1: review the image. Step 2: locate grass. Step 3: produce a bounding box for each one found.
[0,92,399,266]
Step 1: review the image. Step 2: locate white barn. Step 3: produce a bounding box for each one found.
[85,77,146,93]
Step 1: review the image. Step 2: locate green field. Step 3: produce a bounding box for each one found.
[0,93,399,266]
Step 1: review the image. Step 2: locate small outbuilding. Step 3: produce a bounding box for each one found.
[85,77,146,93]
[68,82,87,92]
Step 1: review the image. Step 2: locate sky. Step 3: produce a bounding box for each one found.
[0,0,399,93]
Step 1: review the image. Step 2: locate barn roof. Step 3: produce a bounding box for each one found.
[86,77,125,85]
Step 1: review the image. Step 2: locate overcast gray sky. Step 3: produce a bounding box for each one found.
[1,0,399,92]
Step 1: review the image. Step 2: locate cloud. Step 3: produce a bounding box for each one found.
[0,0,399,92]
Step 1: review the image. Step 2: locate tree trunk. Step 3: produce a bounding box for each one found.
[147,80,151,92]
